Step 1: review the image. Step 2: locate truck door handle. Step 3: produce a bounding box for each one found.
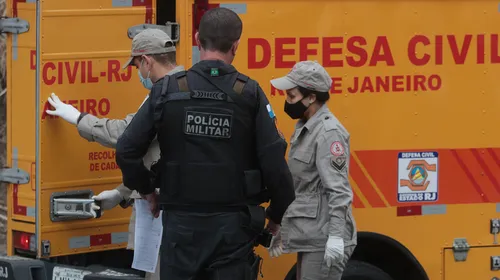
[50,190,102,222]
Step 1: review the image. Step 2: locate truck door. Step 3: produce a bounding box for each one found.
[444,239,500,279]
[2,0,172,259]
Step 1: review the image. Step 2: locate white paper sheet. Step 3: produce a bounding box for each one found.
[132,199,163,273]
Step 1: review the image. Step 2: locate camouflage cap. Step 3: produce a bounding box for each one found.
[270,60,332,93]
[122,28,176,69]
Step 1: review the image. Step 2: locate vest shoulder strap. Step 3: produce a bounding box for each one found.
[176,72,189,92]
[153,74,172,129]
[232,73,248,95]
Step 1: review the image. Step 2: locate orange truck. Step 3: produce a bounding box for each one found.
[1,0,500,279]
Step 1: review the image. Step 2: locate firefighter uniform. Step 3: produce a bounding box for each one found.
[270,61,357,280]
[282,104,357,279]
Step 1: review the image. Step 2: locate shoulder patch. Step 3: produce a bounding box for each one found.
[330,140,347,171]
[266,104,276,118]
[330,141,345,156]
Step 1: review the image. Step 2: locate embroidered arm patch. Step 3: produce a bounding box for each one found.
[330,141,347,171]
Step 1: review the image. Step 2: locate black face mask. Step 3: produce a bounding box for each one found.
[284,98,308,119]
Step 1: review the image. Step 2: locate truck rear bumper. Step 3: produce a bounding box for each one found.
[0,255,145,280]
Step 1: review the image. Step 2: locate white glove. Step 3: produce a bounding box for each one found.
[267,231,284,258]
[92,189,123,211]
[90,203,100,218]
[45,93,81,125]
[324,236,344,267]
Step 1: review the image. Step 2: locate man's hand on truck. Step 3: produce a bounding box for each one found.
[45,92,81,125]
[92,189,124,211]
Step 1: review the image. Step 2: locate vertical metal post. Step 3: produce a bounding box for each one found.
[34,0,41,258]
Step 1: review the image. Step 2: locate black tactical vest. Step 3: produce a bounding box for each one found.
[152,68,267,211]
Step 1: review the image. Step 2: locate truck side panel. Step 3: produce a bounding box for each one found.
[37,0,156,258]
[7,0,157,258]
[178,1,500,279]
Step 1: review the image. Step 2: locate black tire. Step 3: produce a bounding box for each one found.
[341,260,393,280]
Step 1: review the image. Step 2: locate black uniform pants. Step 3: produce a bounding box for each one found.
[159,210,259,280]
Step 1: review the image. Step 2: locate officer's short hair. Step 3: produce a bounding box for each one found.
[298,86,330,104]
[198,7,242,53]
[150,53,176,66]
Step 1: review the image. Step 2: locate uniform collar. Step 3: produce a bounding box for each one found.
[146,65,186,101]
[192,59,237,75]
[168,65,185,75]
[296,103,329,132]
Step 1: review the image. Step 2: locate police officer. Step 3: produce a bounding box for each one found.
[115,7,296,280]
[45,28,184,280]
